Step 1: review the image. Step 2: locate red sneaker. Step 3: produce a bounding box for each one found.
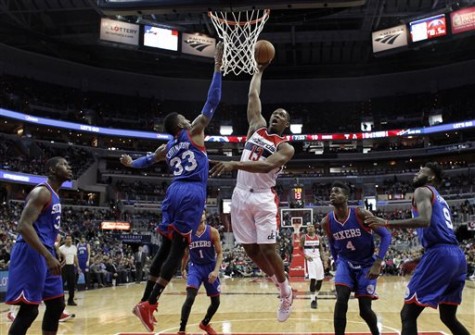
[134,301,157,324]
[59,312,75,322]
[7,311,15,322]
[132,301,158,332]
[199,321,217,335]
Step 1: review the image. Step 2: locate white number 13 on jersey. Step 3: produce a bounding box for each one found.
[169,150,198,176]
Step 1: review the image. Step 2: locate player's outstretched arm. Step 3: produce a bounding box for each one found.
[120,144,167,169]
[209,142,294,176]
[365,187,433,229]
[190,42,224,139]
[246,63,269,138]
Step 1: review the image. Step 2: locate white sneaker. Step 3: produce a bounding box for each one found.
[277,286,293,322]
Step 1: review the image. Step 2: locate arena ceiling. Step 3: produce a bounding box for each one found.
[0,0,475,79]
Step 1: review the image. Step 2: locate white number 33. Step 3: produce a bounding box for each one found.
[169,150,198,176]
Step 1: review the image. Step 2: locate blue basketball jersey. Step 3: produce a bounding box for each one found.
[166,129,208,185]
[189,225,215,265]
[77,242,89,261]
[327,208,375,265]
[411,186,458,249]
[17,183,61,249]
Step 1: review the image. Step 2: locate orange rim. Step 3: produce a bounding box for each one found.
[208,9,270,26]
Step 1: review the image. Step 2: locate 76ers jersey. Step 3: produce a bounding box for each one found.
[412,186,458,249]
[236,128,287,189]
[303,234,321,259]
[327,208,374,265]
[17,183,61,249]
[189,225,215,265]
[166,129,208,185]
[77,243,88,260]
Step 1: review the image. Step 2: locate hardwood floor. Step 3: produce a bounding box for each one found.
[1,276,474,334]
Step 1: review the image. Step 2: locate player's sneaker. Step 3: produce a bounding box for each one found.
[277,286,293,322]
[134,301,157,324]
[59,311,75,322]
[199,321,218,335]
[7,311,16,322]
[132,301,158,332]
[310,300,317,309]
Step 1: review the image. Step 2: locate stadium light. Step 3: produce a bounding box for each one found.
[220,125,233,135]
[290,124,303,134]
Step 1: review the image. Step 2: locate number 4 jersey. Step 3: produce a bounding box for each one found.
[326,207,375,266]
[165,129,208,184]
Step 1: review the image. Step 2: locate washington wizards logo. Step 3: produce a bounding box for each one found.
[184,38,213,52]
[375,33,401,45]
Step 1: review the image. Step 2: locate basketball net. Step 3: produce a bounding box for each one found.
[208,9,270,76]
[292,223,302,237]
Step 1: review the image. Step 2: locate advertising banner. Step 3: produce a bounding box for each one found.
[372,24,408,53]
[182,33,216,58]
[451,7,475,34]
[100,18,139,46]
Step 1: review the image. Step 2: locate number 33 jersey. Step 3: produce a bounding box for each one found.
[236,128,287,189]
[326,207,375,266]
[165,129,208,185]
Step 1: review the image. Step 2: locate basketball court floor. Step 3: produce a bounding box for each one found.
[1,276,474,334]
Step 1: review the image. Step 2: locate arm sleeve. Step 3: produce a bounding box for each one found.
[374,226,392,260]
[201,72,222,120]
[130,154,156,169]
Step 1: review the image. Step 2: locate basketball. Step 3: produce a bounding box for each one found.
[254,40,275,64]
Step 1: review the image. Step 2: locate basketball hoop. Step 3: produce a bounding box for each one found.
[291,217,303,236]
[208,9,270,76]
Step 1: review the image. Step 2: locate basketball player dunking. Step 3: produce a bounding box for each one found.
[210,62,295,322]
[300,224,325,309]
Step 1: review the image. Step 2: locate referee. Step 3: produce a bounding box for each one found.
[59,235,79,306]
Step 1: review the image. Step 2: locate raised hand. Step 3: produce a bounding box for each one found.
[215,41,224,69]
[120,154,133,167]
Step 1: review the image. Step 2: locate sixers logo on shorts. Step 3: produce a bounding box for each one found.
[366,284,375,295]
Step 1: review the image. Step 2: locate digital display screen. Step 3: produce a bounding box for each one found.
[410,14,447,42]
[143,25,179,51]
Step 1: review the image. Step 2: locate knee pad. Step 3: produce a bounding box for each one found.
[161,236,187,281]
[310,279,316,292]
[149,238,172,277]
[210,295,220,309]
[42,297,65,332]
[17,303,40,324]
[315,280,323,291]
[183,288,198,307]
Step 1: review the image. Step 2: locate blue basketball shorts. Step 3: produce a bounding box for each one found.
[187,262,220,296]
[160,181,206,240]
[405,244,466,308]
[334,258,378,299]
[6,242,63,305]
